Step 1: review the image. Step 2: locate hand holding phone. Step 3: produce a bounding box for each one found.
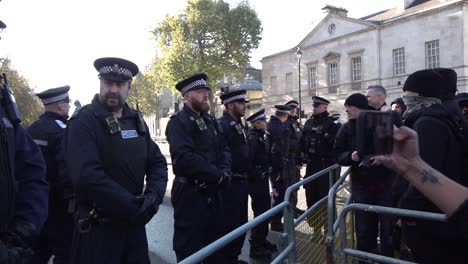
[356,110,393,157]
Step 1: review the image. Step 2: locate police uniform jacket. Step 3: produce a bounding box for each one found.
[166,106,231,183]
[14,124,49,231]
[27,112,70,216]
[65,95,168,221]
[267,116,289,172]
[249,128,271,173]
[299,111,341,163]
[285,116,301,160]
[219,112,251,174]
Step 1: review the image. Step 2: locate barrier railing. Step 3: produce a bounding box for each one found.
[336,203,448,264]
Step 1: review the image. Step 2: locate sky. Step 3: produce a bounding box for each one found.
[0,0,399,104]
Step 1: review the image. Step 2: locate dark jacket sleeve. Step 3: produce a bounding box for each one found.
[65,112,140,220]
[144,126,168,205]
[269,123,284,170]
[413,117,448,174]
[334,123,356,166]
[166,117,223,183]
[14,124,49,231]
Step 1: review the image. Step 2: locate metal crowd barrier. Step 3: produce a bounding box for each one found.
[335,203,448,264]
[180,164,341,264]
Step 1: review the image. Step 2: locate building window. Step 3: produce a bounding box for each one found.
[351,57,362,90]
[308,66,317,89]
[328,62,338,86]
[426,40,440,69]
[393,48,405,75]
[270,76,277,94]
[285,72,293,93]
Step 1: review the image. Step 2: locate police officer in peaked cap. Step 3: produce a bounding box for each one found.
[218,89,251,263]
[166,73,231,263]
[299,96,341,240]
[64,57,168,264]
[268,104,292,232]
[27,85,74,264]
[246,109,277,259]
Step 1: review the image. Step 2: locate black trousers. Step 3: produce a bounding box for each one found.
[171,181,225,263]
[221,178,249,262]
[70,221,150,264]
[304,158,334,208]
[248,175,270,246]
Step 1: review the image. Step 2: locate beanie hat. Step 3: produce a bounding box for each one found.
[403,69,443,98]
[434,68,457,100]
[344,93,368,110]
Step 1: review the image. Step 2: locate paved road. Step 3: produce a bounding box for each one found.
[147,143,308,263]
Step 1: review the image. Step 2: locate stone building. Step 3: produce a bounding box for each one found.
[261,0,468,120]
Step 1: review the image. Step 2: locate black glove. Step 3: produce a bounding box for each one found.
[260,167,273,180]
[0,220,37,264]
[217,170,232,189]
[271,168,283,183]
[134,193,160,225]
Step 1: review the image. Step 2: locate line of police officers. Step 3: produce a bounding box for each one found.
[2,56,344,264]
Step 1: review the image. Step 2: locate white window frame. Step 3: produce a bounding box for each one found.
[351,56,362,82]
[308,66,317,89]
[393,48,406,76]
[328,62,338,86]
[425,40,440,69]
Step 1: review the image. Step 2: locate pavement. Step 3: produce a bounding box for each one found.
[147,143,308,264]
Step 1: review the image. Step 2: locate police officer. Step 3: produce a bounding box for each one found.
[26,86,73,264]
[284,100,304,217]
[246,109,276,260]
[64,57,168,264]
[268,104,292,232]
[299,96,341,240]
[456,92,468,119]
[166,73,231,263]
[218,89,251,263]
[0,74,48,263]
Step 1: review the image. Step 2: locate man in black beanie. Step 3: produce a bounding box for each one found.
[334,93,394,259]
[398,69,468,264]
[390,98,406,117]
[456,92,468,119]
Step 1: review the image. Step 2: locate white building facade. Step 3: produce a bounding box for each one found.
[261,0,468,119]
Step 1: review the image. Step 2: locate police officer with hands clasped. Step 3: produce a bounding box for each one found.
[166,73,231,263]
[218,89,251,264]
[0,73,49,263]
[64,57,168,264]
[27,86,74,263]
[246,109,277,260]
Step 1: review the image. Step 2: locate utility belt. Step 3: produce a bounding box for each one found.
[173,177,219,192]
[231,171,248,180]
[75,204,128,233]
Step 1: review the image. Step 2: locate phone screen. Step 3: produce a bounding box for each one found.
[356,110,393,156]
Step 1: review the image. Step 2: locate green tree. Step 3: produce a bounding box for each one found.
[151,0,262,105]
[1,58,43,126]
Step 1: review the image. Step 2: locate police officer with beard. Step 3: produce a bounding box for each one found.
[27,86,73,263]
[268,105,292,232]
[246,109,277,260]
[166,73,231,263]
[65,57,168,264]
[284,100,304,217]
[218,89,251,264]
[299,96,341,240]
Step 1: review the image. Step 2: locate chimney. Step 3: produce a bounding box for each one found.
[322,5,348,17]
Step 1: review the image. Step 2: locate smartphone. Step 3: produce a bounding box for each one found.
[356,110,393,156]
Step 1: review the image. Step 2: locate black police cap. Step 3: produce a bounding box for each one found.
[175,73,211,95]
[36,86,70,105]
[246,109,266,123]
[274,104,292,114]
[220,89,249,105]
[285,100,299,108]
[94,57,139,82]
[312,96,330,105]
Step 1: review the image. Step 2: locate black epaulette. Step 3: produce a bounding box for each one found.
[170,111,180,119]
[70,105,88,119]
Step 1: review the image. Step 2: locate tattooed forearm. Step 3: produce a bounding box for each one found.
[421,169,440,184]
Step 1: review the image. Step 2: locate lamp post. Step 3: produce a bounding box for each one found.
[156,91,160,137]
[295,47,303,123]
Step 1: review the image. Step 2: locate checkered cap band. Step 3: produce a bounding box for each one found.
[180,79,208,95]
[249,113,265,122]
[41,93,69,105]
[222,94,247,104]
[98,64,133,78]
[276,109,290,114]
[287,102,298,107]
